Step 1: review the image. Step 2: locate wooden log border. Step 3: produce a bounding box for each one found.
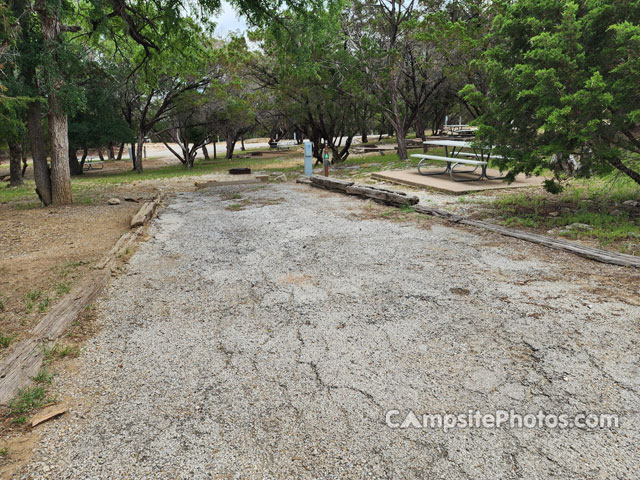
[301,176,640,269]
[0,194,165,405]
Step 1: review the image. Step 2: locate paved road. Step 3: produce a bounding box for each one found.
[22,184,640,479]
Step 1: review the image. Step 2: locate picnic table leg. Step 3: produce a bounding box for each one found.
[417,159,452,176]
[481,152,507,180]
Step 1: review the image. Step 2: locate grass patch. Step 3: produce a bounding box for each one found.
[25,289,42,302]
[0,447,7,457]
[38,296,51,312]
[0,333,16,349]
[487,174,640,251]
[42,343,80,362]
[31,368,55,385]
[9,385,47,417]
[55,282,71,295]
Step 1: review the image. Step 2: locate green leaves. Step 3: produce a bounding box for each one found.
[465,0,640,189]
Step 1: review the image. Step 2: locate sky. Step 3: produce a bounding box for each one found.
[213,1,248,37]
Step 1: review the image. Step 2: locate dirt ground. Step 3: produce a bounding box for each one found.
[0,191,153,352]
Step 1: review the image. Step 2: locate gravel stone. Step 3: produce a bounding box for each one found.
[19,184,640,479]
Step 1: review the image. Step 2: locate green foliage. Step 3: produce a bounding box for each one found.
[489,174,640,250]
[31,368,55,385]
[42,343,80,362]
[465,0,640,189]
[0,333,16,349]
[9,385,47,416]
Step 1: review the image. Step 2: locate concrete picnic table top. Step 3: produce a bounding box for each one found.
[423,139,473,147]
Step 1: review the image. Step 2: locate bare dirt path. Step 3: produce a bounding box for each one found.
[16,183,640,479]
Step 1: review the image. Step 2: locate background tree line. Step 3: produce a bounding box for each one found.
[1,0,639,206]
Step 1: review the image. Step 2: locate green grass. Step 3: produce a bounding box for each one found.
[25,289,42,302]
[9,385,47,416]
[489,175,640,251]
[0,447,8,457]
[38,296,51,312]
[42,343,80,362]
[23,289,42,314]
[0,333,15,349]
[31,368,55,385]
[55,282,71,295]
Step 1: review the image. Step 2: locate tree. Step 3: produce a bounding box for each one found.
[155,89,214,168]
[344,0,447,159]
[0,97,27,187]
[463,0,640,189]
[253,1,364,163]
[68,63,133,174]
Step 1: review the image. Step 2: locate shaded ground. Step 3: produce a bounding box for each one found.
[9,183,639,478]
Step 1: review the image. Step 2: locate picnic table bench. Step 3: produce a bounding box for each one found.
[83,157,104,170]
[411,140,506,182]
[276,141,296,150]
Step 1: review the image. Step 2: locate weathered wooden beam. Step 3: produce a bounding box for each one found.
[345,185,419,206]
[130,202,155,228]
[130,193,163,229]
[461,219,640,268]
[0,206,159,405]
[309,175,354,192]
[302,176,640,269]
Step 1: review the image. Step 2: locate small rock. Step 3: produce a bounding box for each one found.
[622,200,639,207]
[273,174,287,182]
[548,211,559,217]
[610,209,622,215]
[107,198,121,205]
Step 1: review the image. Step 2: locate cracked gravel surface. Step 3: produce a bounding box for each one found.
[20,183,640,479]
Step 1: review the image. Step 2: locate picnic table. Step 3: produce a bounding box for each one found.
[411,139,505,182]
[83,157,104,170]
[276,140,297,150]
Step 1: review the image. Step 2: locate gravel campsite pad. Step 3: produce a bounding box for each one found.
[20,183,640,478]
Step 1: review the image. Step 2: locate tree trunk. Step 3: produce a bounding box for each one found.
[130,142,137,170]
[240,137,245,151]
[107,143,115,160]
[415,115,425,142]
[81,146,88,170]
[48,94,73,204]
[8,143,24,187]
[116,143,124,161]
[415,114,427,153]
[202,144,210,161]
[27,101,52,205]
[225,135,237,160]
[68,145,83,175]
[213,141,217,159]
[21,148,28,177]
[37,0,72,205]
[361,132,368,144]
[134,135,144,173]
[396,134,408,160]
[98,149,104,161]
